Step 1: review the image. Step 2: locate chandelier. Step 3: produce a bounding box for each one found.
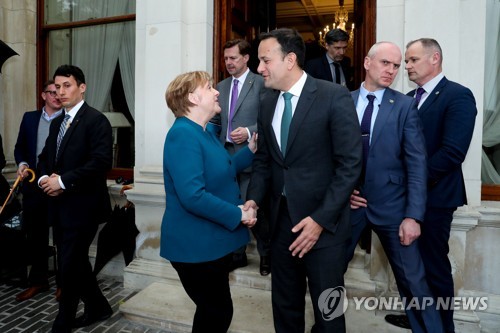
[319,0,354,48]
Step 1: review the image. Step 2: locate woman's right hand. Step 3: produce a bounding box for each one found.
[239,202,257,228]
[248,132,258,153]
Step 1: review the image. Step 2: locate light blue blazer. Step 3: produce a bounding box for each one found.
[160,116,253,263]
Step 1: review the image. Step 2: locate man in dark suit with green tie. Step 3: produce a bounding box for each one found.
[246,28,361,333]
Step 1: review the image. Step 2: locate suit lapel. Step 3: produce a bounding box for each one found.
[417,76,447,116]
[370,88,396,148]
[233,72,255,116]
[57,104,85,161]
[285,76,317,155]
[321,56,333,81]
[261,89,282,159]
[219,79,231,121]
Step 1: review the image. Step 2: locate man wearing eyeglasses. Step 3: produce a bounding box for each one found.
[14,80,62,302]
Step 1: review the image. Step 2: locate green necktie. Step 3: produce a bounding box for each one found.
[281,92,293,155]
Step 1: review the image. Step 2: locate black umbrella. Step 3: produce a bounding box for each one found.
[94,203,139,275]
[0,40,19,74]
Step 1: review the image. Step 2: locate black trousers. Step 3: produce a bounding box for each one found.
[52,222,111,333]
[172,254,233,333]
[420,207,457,333]
[271,198,347,333]
[23,195,50,286]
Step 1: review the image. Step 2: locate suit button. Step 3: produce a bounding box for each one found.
[284,165,289,170]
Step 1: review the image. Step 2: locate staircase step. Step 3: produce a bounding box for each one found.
[120,281,314,332]
[120,280,412,333]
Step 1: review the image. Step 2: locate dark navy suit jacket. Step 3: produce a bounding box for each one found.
[408,77,477,209]
[14,110,46,206]
[14,110,42,169]
[351,88,427,226]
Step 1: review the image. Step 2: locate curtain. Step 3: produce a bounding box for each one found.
[71,0,129,112]
[481,0,500,184]
[119,20,136,119]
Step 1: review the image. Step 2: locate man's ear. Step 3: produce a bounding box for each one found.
[79,83,87,94]
[286,52,297,70]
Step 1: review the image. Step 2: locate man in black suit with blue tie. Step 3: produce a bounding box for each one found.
[38,65,113,333]
[246,28,361,333]
[346,41,444,333]
[385,38,477,333]
[14,80,62,302]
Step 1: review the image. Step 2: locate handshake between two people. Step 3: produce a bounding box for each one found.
[239,199,259,228]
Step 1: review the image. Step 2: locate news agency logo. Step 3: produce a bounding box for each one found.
[317,286,349,321]
[318,286,489,321]
[352,296,488,311]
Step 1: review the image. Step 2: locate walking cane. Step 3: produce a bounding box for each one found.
[0,168,36,215]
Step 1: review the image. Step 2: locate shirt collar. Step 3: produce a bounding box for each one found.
[282,71,308,99]
[421,72,444,94]
[64,100,85,121]
[233,68,250,86]
[325,53,336,64]
[41,107,63,121]
[360,82,386,103]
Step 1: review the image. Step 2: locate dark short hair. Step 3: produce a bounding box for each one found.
[42,79,55,90]
[259,28,306,69]
[53,65,86,85]
[325,29,350,45]
[223,39,251,57]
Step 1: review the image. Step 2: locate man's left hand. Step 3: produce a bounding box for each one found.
[399,218,421,246]
[289,216,323,258]
[40,173,63,197]
[230,127,249,144]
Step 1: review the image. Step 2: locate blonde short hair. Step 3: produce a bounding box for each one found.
[165,71,211,117]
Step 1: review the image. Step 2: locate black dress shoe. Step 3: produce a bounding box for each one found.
[385,314,411,329]
[230,253,248,271]
[259,256,271,276]
[73,309,112,328]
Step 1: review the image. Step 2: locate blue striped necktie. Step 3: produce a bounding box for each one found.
[56,114,71,155]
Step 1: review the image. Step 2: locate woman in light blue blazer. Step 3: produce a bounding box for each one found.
[161,71,257,333]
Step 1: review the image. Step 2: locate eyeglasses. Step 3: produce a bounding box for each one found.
[44,90,57,97]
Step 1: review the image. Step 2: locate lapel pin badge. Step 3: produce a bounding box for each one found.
[389,99,394,103]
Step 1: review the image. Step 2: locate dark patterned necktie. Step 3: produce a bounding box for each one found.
[332,62,341,84]
[56,114,71,156]
[415,87,426,106]
[360,94,375,174]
